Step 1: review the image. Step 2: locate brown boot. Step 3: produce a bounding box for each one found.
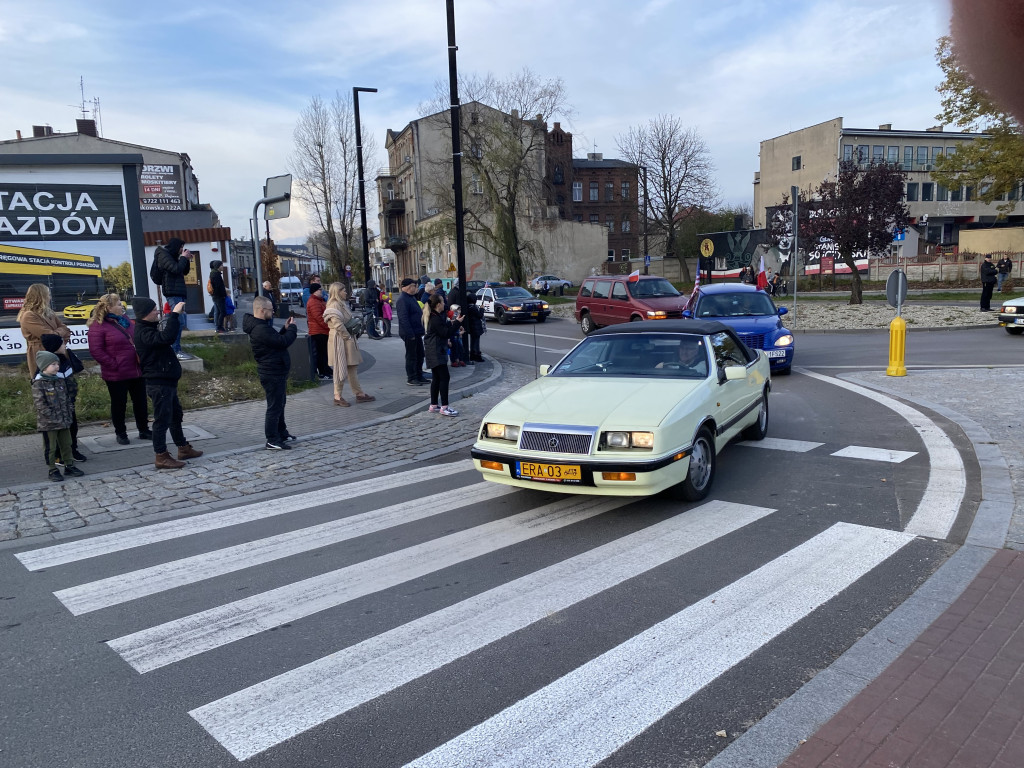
[155,452,186,470]
[177,443,204,460]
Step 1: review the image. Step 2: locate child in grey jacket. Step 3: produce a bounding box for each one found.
[32,350,84,482]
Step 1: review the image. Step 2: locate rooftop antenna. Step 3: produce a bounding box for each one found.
[69,76,103,136]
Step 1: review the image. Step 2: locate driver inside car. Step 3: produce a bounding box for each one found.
[656,339,708,376]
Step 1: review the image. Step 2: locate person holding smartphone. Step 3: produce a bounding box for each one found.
[153,237,193,360]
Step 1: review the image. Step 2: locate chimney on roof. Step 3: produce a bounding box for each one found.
[76,118,98,137]
[878,123,892,130]
[587,152,603,161]
[553,122,560,130]
[926,125,944,132]
[16,130,22,140]
[32,125,54,138]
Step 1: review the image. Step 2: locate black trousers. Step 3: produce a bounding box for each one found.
[468,332,481,360]
[430,364,451,406]
[105,377,149,437]
[403,336,425,382]
[147,382,186,454]
[213,296,227,331]
[311,334,331,376]
[260,376,288,443]
[981,282,995,310]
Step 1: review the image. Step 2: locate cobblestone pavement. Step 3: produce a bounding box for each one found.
[0,343,534,543]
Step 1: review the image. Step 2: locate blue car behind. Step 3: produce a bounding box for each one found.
[683,283,794,374]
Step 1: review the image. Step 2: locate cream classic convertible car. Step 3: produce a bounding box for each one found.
[471,320,771,500]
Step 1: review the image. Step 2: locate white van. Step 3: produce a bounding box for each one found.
[279,276,303,303]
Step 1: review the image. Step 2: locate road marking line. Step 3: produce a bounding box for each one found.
[14,461,473,571]
[507,342,569,353]
[797,369,965,539]
[738,437,824,453]
[831,446,918,463]
[54,483,514,616]
[190,500,775,760]
[109,496,632,674]
[485,327,580,342]
[402,522,915,768]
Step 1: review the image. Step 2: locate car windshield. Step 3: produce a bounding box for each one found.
[628,278,681,298]
[697,292,776,317]
[495,287,534,299]
[551,333,710,379]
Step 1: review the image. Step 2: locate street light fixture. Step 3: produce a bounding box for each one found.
[353,86,377,288]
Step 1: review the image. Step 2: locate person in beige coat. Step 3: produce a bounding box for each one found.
[16,283,72,377]
[322,282,375,407]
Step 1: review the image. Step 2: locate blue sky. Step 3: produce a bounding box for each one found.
[0,0,952,243]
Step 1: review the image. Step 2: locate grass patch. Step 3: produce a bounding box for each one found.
[0,337,316,437]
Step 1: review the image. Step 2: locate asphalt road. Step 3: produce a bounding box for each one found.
[0,322,981,768]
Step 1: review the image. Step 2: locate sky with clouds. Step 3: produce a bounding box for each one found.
[0,0,953,244]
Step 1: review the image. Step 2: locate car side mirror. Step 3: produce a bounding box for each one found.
[723,365,747,382]
[778,307,788,316]
[682,310,693,318]
[538,364,551,376]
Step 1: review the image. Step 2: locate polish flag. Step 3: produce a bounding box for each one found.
[627,270,641,282]
[756,255,768,290]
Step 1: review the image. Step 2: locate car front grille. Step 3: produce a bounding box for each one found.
[520,430,593,455]
[737,333,765,349]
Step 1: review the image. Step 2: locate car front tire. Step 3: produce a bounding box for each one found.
[670,427,716,501]
[742,389,769,440]
[580,312,595,335]
[1005,325,1023,335]
[774,365,792,376]
[497,307,508,325]
[536,314,547,323]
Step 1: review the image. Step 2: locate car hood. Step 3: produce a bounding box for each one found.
[999,296,1024,308]
[633,295,686,310]
[711,314,788,335]
[484,376,705,429]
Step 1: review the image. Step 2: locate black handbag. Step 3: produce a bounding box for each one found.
[66,349,85,374]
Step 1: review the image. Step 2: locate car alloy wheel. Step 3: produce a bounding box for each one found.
[742,389,769,441]
[672,428,716,502]
[580,312,594,335]
[497,307,509,324]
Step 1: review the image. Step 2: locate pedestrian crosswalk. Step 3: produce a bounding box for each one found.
[13,459,928,767]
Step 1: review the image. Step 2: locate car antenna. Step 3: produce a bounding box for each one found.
[532,317,539,378]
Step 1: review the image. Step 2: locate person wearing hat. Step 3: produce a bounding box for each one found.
[133,297,204,469]
[397,277,429,386]
[32,350,84,482]
[305,282,332,380]
[153,237,193,359]
[980,253,999,311]
[40,333,86,464]
[208,259,228,333]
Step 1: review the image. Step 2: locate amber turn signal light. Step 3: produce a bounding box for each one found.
[480,460,504,471]
[601,472,637,481]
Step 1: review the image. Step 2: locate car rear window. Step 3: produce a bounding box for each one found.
[592,281,611,299]
[579,280,594,298]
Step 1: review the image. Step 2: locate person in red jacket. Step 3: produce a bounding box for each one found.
[87,294,152,445]
[305,282,332,380]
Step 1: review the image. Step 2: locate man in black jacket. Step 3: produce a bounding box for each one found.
[396,278,429,386]
[980,254,999,311]
[153,237,193,359]
[132,297,204,470]
[209,260,228,332]
[244,296,298,450]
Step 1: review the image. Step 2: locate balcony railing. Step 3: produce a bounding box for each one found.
[384,198,405,216]
[386,235,409,251]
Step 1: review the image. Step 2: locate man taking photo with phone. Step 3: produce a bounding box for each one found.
[153,237,194,360]
[244,296,299,450]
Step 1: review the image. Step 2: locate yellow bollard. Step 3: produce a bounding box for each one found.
[887,315,907,376]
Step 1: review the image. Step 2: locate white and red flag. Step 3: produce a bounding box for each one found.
[627,269,641,283]
[756,255,768,290]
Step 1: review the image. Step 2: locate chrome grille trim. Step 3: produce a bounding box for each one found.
[518,423,598,455]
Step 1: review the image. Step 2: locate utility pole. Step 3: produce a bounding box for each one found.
[446,0,468,310]
[353,86,377,288]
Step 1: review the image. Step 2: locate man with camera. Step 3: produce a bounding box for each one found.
[244,296,298,450]
[153,237,194,360]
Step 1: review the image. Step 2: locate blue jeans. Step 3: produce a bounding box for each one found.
[997,272,1008,291]
[165,295,187,352]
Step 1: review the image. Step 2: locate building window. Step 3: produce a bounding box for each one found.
[903,146,913,170]
[916,146,929,167]
[857,145,869,164]
[621,181,630,200]
[590,214,599,224]
[966,185,974,201]
[950,185,963,201]
[621,217,631,233]
[906,183,919,202]
[1009,185,1020,201]
[605,181,614,201]
[574,214,583,222]
[470,173,482,194]
[553,164,564,184]
[937,184,949,201]
[608,249,614,260]
[887,146,899,163]
[470,111,479,125]
[621,249,630,259]
[471,142,483,160]
[872,145,884,163]
[573,181,582,202]
[843,145,853,162]
[606,215,615,231]
[590,182,598,201]
[792,155,802,171]
[922,182,934,202]
[932,146,943,160]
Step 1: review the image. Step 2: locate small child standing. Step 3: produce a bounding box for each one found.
[41,333,85,465]
[223,294,236,332]
[32,351,84,482]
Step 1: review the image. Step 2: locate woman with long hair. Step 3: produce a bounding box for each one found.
[424,292,461,416]
[16,283,71,377]
[322,282,375,407]
[87,294,151,445]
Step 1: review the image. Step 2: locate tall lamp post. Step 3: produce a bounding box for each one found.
[353,86,377,287]
[640,165,649,275]
[446,0,468,309]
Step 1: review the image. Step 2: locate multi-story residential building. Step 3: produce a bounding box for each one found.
[375,102,610,284]
[753,117,1023,250]
[544,121,639,263]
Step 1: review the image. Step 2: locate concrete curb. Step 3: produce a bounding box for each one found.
[706,373,1017,768]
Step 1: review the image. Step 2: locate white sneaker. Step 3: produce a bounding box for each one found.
[176,352,193,361]
[439,406,459,417]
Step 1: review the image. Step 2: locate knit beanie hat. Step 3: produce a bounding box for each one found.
[309,283,322,294]
[36,350,59,371]
[41,333,64,353]
[132,297,157,318]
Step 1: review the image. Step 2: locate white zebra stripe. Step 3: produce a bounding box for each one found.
[190,500,775,760]
[15,460,473,571]
[738,437,824,453]
[109,495,631,674]
[403,522,915,768]
[55,482,514,616]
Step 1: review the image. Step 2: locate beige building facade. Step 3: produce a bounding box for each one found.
[753,118,1018,250]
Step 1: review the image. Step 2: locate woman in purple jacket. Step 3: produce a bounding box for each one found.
[87,294,152,445]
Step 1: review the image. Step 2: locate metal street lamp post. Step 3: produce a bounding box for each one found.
[353,86,377,287]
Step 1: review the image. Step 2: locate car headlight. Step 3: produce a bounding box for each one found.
[774,334,794,347]
[1002,306,1017,314]
[646,311,666,319]
[542,303,549,309]
[509,305,522,311]
[603,431,654,449]
[484,423,520,442]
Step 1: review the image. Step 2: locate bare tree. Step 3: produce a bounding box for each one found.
[616,116,719,282]
[290,92,378,278]
[419,69,572,284]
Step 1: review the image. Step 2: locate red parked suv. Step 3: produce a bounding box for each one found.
[574,275,688,335]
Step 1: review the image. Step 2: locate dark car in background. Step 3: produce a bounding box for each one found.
[477,285,551,324]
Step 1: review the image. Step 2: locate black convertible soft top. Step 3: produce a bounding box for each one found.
[592,319,730,337]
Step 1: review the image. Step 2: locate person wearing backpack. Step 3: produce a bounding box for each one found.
[208,259,228,332]
[152,238,193,359]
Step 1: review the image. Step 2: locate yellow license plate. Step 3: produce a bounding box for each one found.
[531,312,538,316]
[516,461,582,481]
